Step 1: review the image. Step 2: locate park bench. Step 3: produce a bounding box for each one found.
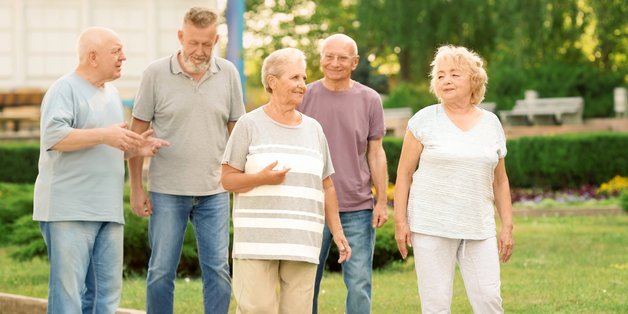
[499,97,584,126]
[478,102,496,112]
[0,89,44,133]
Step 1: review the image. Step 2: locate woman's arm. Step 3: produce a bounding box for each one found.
[221,161,290,193]
[322,176,352,263]
[393,130,423,259]
[493,158,514,263]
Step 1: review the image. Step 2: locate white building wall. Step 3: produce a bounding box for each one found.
[0,0,217,98]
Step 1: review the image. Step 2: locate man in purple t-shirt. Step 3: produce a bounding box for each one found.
[298,33,388,314]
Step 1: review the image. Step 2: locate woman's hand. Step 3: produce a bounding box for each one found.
[395,222,412,259]
[332,230,352,263]
[498,226,514,263]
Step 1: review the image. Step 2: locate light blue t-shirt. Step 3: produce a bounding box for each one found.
[33,72,125,223]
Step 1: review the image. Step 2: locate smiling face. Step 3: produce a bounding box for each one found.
[178,21,219,74]
[268,59,307,108]
[434,60,472,105]
[320,37,358,83]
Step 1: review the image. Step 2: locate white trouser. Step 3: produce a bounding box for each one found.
[412,233,504,314]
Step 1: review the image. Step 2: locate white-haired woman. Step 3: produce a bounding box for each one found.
[394,45,514,313]
[221,47,351,313]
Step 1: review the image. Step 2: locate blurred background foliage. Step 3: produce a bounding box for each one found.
[243,0,627,117]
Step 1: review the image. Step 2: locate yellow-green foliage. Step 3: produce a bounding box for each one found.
[596,175,628,196]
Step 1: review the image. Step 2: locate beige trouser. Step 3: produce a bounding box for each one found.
[233,258,318,314]
[412,233,504,314]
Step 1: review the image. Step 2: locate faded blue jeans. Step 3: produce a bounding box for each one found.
[313,209,375,314]
[146,192,231,314]
[40,221,123,314]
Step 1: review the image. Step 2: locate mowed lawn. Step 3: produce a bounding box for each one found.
[1,215,626,313]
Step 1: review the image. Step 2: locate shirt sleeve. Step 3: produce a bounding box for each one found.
[317,122,335,179]
[368,93,386,140]
[494,115,507,158]
[39,81,75,150]
[228,64,246,122]
[407,107,432,142]
[221,115,251,171]
[132,67,157,122]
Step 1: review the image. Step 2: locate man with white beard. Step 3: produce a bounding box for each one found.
[128,6,245,314]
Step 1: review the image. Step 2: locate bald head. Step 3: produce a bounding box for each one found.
[74,27,126,86]
[77,27,120,63]
[320,34,358,57]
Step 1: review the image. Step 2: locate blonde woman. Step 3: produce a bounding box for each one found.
[394,45,514,313]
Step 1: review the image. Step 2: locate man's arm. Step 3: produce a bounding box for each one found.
[367,137,388,228]
[227,121,236,135]
[51,122,142,152]
[128,118,152,217]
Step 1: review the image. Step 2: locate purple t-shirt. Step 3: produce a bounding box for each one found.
[299,80,385,212]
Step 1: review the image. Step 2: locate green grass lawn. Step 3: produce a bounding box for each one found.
[1,215,626,313]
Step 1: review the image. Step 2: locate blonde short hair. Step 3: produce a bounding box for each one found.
[429,45,488,105]
[261,48,306,93]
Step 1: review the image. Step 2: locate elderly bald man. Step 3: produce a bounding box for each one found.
[298,33,388,314]
[33,27,168,314]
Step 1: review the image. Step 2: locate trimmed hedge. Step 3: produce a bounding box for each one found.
[3,134,626,189]
[0,143,39,183]
[505,133,628,188]
[383,132,628,189]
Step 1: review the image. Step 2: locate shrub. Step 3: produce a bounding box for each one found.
[9,215,45,261]
[488,61,625,118]
[122,188,206,277]
[383,83,436,113]
[506,133,628,189]
[620,190,628,213]
[323,212,405,272]
[597,175,628,196]
[0,143,39,183]
[382,136,403,184]
[0,183,34,245]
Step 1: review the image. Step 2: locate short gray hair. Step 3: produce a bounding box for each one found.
[429,45,488,105]
[319,33,358,57]
[261,48,306,93]
[184,7,219,28]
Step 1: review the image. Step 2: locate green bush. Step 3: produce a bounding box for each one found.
[488,61,625,118]
[323,212,405,272]
[506,133,628,188]
[383,83,436,113]
[620,190,628,213]
[121,188,206,277]
[385,132,628,189]
[4,182,208,277]
[383,137,403,184]
[0,183,34,245]
[9,215,45,261]
[0,143,39,183]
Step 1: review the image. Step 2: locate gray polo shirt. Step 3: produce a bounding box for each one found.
[133,53,245,195]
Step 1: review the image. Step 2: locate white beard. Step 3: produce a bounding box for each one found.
[181,52,210,74]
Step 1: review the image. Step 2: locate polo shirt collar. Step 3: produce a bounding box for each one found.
[169,51,220,77]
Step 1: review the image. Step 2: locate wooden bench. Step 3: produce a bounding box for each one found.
[0,89,44,133]
[478,102,496,112]
[499,97,584,126]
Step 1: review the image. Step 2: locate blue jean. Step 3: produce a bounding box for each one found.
[40,221,123,314]
[146,192,231,314]
[313,209,375,314]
